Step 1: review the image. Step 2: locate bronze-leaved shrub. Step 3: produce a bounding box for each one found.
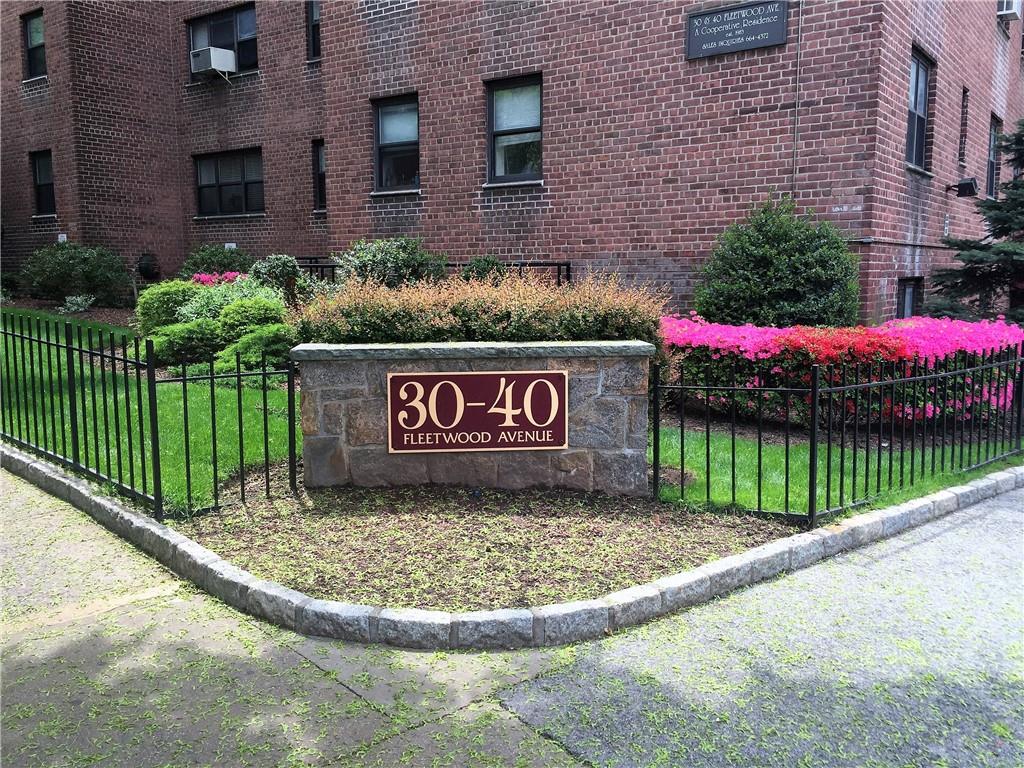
[292,274,666,346]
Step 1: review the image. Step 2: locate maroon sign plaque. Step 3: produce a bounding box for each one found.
[387,370,569,453]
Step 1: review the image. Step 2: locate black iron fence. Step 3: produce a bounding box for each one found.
[295,256,573,285]
[0,310,298,521]
[652,345,1024,527]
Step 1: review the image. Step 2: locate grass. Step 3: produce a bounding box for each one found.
[1,308,295,513]
[172,484,796,611]
[652,424,1022,518]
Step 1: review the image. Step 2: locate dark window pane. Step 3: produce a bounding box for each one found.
[36,184,55,215]
[33,153,52,184]
[237,38,258,70]
[218,155,242,183]
[245,181,264,212]
[378,145,419,189]
[209,17,234,48]
[316,175,326,209]
[914,115,926,167]
[237,7,256,39]
[494,132,541,177]
[27,46,46,77]
[310,25,321,59]
[198,187,219,214]
[243,151,262,180]
[220,184,244,214]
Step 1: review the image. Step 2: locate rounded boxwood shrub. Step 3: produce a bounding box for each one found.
[249,254,311,304]
[459,255,508,282]
[218,296,286,342]
[151,319,223,366]
[333,237,447,288]
[179,244,255,277]
[214,323,297,373]
[694,197,860,327]
[136,279,205,335]
[18,242,132,306]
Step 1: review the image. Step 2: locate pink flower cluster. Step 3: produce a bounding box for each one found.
[662,313,1024,362]
[191,272,246,286]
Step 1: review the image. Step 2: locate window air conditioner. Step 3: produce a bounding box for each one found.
[190,47,237,76]
[997,0,1021,21]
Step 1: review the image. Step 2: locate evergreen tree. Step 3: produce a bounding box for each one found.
[929,119,1024,324]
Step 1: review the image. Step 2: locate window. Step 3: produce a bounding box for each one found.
[194,149,264,216]
[986,116,1002,198]
[306,0,321,60]
[23,10,46,79]
[313,140,326,209]
[31,150,55,215]
[488,75,542,183]
[905,52,930,169]
[896,278,922,319]
[957,88,969,166]
[189,4,257,75]
[374,96,419,191]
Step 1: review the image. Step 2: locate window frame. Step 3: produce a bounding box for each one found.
[312,139,326,210]
[486,74,543,184]
[986,116,1002,198]
[31,150,55,216]
[373,94,420,193]
[306,0,321,60]
[957,87,969,167]
[896,277,923,319]
[193,148,265,217]
[23,10,46,79]
[187,3,258,79]
[905,51,931,171]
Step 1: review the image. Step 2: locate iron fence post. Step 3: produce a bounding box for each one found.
[651,361,660,499]
[808,364,820,528]
[287,359,298,492]
[64,323,81,469]
[145,339,163,521]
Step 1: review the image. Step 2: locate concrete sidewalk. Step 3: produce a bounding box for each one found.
[2,469,1022,767]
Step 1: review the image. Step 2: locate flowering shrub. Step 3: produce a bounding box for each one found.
[191,272,245,286]
[662,313,1023,426]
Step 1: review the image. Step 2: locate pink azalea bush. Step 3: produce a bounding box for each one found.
[662,313,1023,425]
[191,272,245,286]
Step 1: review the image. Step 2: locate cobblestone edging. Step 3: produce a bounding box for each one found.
[3,443,1022,650]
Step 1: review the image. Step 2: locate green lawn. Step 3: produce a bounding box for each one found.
[1,309,295,515]
[651,424,1021,519]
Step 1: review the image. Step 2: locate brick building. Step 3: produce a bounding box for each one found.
[2,0,1022,320]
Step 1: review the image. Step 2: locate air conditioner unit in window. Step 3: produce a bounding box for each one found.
[190,47,237,77]
[997,0,1021,20]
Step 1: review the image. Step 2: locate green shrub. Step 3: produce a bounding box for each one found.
[459,255,508,282]
[180,244,255,277]
[214,324,297,373]
[294,273,666,346]
[151,319,223,366]
[218,296,286,342]
[136,279,205,334]
[694,197,860,327]
[332,237,447,288]
[56,295,95,315]
[174,277,281,324]
[18,242,131,306]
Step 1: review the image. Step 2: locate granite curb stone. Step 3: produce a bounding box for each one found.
[2,443,1020,651]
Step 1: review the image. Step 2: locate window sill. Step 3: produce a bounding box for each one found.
[21,75,48,86]
[904,163,934,179]
[369,189,421,197]
[31,213,57,220]
[482,179,545,190]
[305,58,322,66]
[192,213,266,221]
[312,208,327,214]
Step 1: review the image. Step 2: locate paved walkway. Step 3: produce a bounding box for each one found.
[2,469,1022,768]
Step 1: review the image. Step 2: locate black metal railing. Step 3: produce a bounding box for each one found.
[0,310,298,521]
[296,256,573,285]
[652,344,1024,527]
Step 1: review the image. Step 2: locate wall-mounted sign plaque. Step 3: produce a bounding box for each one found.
[686,1,788,60]
[387,370,568,453]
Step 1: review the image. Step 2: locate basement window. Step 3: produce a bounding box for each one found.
[896,278,922,319]
[189,4,258,76]
[313,139,326,210]
[195,148,264,216]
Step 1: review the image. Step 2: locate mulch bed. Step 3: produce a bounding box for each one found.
[172,483,795,612]
[5,298,136,331]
